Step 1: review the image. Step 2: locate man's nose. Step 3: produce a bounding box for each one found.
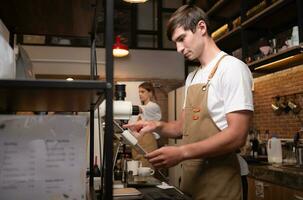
[176,43,184,54]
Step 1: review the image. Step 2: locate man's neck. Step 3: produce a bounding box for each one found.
[198,37,221,67]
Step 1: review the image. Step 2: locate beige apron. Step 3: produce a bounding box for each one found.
[181,55,242,200]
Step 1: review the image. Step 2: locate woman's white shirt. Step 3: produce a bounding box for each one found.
[139,101,162,121]
[139,101,162,139]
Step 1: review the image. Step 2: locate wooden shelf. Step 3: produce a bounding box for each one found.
[0,79,107,112]
[207,0,263,32]
[207,0,237,17]
[242,0,297,32]
[248,44,303,73]
[215,26,241,52]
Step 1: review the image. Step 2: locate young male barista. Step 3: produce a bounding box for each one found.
[125,5,253,200]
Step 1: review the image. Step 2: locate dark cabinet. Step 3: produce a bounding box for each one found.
[248,177,303,200]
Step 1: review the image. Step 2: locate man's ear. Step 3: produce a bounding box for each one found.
[197,20,208,36]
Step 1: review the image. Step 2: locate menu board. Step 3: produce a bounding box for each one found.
[0,115,87,200]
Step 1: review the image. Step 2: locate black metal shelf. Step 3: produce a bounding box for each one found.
[0,0,113,199]
[248,44,303,73]
[0,79,107,112]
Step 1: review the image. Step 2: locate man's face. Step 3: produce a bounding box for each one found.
[171,26,202,60]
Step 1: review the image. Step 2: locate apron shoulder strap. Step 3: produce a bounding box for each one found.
[208,54,227,80]
[190,54,227,85]
[202,54,227,91]
[190,68,200,83]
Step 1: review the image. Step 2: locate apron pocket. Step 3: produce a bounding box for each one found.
[180,160,205,196]
[181,158,241,200]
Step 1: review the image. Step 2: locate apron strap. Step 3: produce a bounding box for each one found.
[208,54,227,80]
[202,54,228,91]
[190,68,200,83]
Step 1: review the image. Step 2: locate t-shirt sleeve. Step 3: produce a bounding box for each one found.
[140,102,162,121]
[221,59,254,114]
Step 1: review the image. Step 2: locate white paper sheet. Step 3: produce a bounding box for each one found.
[0,115,88,200]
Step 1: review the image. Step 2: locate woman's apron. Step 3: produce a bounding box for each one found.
[180,55,242,200]
[131,116,158,168]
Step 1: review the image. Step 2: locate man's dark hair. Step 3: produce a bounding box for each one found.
[166,5,210,41]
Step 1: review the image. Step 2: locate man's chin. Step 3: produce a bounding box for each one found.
[185,56,195,61]
[185,57,199,63]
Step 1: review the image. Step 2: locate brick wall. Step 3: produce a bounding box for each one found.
[253,65,303,139]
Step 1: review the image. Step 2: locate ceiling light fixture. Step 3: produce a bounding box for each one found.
[113,36,129,58]
[123,0,148,3]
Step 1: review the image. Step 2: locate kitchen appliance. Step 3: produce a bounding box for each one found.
[267,136,282,163]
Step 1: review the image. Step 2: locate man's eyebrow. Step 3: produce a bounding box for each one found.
[173,34,184,42]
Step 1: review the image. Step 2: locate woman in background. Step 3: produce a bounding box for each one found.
[132,82,162,167]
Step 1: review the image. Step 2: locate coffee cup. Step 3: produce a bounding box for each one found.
[127,160,141,175]
[138,167,155,177]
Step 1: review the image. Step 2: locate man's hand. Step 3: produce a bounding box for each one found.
[123,120,160,134]
[145,146,184,168]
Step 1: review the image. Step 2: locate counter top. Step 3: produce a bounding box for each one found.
[248,163,303,191]
[94,177,191,200]
[138,187,191,200]
[128,176,191,200]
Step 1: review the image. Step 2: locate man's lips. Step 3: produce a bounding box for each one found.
[184,53,190,57]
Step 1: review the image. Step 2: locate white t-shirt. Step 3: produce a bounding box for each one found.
[139,101,162,139]
[184,51,254,130]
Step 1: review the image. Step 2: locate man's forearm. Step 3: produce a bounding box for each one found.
[180,111,251,160]
[155,120,183,138]
[180,128,247,160]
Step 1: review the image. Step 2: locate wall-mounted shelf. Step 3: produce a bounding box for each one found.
[214,0,298,52]
[207,0,263,32]
[242,0,297,30]
[0,79,107,112]
[249,44,303,73]
[242,0,297,33]
[207,0,241,19]
[215,26,241,52]
[198,0,303,77]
